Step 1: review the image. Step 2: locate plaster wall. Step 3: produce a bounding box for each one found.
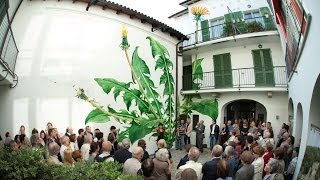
[0,1,180,153]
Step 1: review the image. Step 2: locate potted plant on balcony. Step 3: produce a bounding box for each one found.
[223,22,235,37]
[245,21,263,33]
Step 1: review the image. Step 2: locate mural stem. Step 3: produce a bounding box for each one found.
[124,49,160,119]
[87,99,131,122]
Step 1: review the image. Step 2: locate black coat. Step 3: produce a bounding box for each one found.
[210,124,220,139]
[114,149,132,163]
[202,158,220,180]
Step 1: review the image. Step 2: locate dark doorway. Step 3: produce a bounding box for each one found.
[183,65,192,90]
[225,100,266,123]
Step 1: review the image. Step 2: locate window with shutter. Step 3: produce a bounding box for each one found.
[252,49,275,86]
[201,20,210,42]
[214,53,233,88]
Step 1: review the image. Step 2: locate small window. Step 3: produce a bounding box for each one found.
[244,11,261,19]
[210,17,224,39]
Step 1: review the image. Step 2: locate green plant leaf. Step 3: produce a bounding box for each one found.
[95,78,150,114]
[192,58,204,89]
[132,47,163,116]
[85,108,110,124]
[191,99,219,120]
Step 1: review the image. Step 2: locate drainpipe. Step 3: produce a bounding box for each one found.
[175,39,184,125]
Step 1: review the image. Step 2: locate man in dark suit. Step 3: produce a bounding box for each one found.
[202,144,223,180]
[195,120,205,152]
[209,120,220,150]
[114,138,132,163]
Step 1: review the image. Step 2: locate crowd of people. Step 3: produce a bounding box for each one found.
[174,118,299,180]
[0,118,299,180]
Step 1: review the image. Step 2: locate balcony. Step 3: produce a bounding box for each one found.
[182,16,277,48]
[182,66,287,93]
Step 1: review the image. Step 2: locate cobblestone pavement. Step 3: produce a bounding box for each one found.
[169,147,212,179]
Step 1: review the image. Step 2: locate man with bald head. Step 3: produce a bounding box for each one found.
[176,147,203,180]
[123,146,144,175]
[95,141,114,162]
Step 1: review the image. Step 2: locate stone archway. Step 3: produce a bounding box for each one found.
[288,98,294,134]
[308,74,320,147]
[295,103,303,145]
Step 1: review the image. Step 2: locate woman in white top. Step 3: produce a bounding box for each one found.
[252,146,265,180]
[60,136,71,161]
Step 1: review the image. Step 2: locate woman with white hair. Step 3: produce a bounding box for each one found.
[152,148,171,180]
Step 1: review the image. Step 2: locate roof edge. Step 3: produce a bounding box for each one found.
[168,8,188,18]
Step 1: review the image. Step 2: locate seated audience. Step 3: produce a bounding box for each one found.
[139,159,155,180]
[72,150,83,162]
[181,168,198,180]
[202,145,223,180]
[217,159,232,180]
[177,144,192,169]
[96,141,114,162]
[48,142,63,166]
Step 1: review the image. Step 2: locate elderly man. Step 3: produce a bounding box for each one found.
[96,141,114,162]
[234,151,254,180]
[176,147,203,180]
[202,145,223,180]
[80,134,92,161]
[195,120,205,152]
[123,146,144,175]
[114,138,132,163]
[65,127,73,137]
[48,142,63,166]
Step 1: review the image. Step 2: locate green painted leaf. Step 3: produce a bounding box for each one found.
[146,37,170,60]
[94,78,150,114]
[128,120,154,143]
[85,108,110,124]
[192,58,204,89]
[132,47,163,116]
[191,99,219,120]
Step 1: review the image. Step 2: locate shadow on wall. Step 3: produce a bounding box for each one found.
[298,146,320,179]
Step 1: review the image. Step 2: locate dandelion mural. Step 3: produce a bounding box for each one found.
[191,6,209,44]
[77,27,176,147]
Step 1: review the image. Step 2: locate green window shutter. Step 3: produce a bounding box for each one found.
[214,54,223,88]
[260,7,275,30]
[224,13,232,23]
[262,49,275,86]
[253,50,264,86]
[214,53,232,88]
[201,20,210,42]
[0,0,7,23]
[223,53,233,87]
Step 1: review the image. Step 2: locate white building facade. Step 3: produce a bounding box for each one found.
[172,0,289,146]
[0,0,185,152]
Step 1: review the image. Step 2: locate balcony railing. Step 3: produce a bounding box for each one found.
[182,66,287,91]
[182,16,277,47]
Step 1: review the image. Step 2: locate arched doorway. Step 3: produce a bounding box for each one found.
[295,103,303,145]
[308,74,320,147]
[288,98,294,134]
[224,99,267,123]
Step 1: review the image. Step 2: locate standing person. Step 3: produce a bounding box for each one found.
[219,123,228,146]
[77,128,84,149]
[109,126,118,151]
[155,123,165,142]
[202,145,223,180]
[195,120,205,152]
[234,151,254,180]
[185,118,192,145]
[210,120,220,150]
[176,120,186,150]
[252,146,265,180]
[175,147,203,180]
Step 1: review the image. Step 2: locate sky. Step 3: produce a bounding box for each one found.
[110,0,185,26]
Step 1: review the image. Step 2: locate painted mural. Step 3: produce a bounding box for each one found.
[76,27,175,147]
[181,58,219,120]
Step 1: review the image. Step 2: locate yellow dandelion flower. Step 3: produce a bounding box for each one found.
[191,6,209,22]
[121,26,128,37]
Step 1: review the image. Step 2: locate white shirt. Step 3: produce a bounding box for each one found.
[98,151,114,162]
[80,143,91,161]
[211,124,216,134]
[176,160,203,180]
[60,144,69,162]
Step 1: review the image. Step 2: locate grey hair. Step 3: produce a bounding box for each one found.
[122,138,131,149]
[224,146,235,158]
[188,147,200,162]
[157,139,167,149]
[48,142,60,156]
[132,146,144,159]
[30,134,39,147]
[155,148,169,162]
[212,145,223,158]
[84,134,92,143]
[268,158,279,173]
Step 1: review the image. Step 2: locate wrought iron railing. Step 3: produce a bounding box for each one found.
[182,16,277,47]
[182,66,287,90]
